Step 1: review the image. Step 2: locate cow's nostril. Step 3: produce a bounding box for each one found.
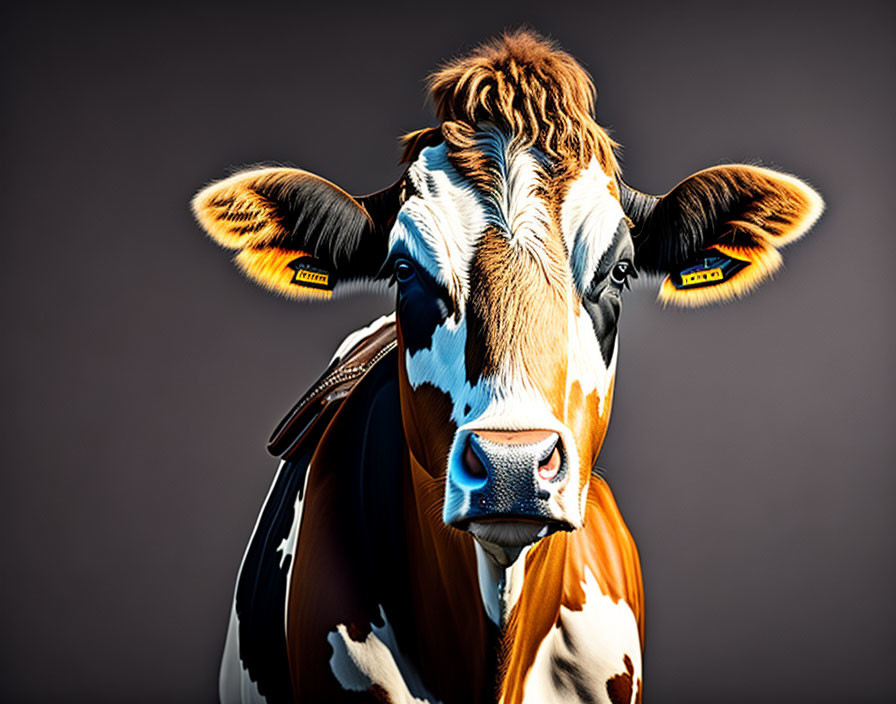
[538,445,562,482]
[462,439,488,480]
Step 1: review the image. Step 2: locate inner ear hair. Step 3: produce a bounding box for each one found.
[621,164,822,306]
[627,164,823,275]
[192,166,407,299]
[192,167,375,268]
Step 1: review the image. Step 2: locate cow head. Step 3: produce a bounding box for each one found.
[193,32,822,552]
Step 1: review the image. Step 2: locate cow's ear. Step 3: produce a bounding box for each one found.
[621,165,823,307]
[192,167,404,300]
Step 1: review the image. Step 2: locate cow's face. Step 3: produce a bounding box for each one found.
[389,129,631,540]
[194,44,821,549]
[193,150,821,549]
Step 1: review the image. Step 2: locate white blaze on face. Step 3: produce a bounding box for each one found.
[523,569,642,704]
[475,126,557,267]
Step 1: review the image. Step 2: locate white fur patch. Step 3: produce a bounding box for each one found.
[475,543,504,625]
[327,607,441,703]
[220,460,293,703]
[567,299,617,409]
[220,456,315,703]
[523,568,642,704]
[276,459,313,632]
[474,542,532,626]
[561,159,627,294]
[393,144,486,302]
[219,607,268,704]
[475,127,555,262]
[404,315,474,424]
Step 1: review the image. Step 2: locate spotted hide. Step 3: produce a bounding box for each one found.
[194,31,822,704]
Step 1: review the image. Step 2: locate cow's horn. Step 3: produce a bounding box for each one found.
[618,179,660,236]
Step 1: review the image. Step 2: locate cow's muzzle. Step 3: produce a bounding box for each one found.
[444,430,574,546]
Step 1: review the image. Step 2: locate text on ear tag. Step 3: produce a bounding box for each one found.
[673,249,750,290]
[287,256,335,291]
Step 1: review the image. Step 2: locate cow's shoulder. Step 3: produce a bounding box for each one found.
[225,314,404,702]
[277,316,425,700]
[576,474,644,635]
[268,313,397,462]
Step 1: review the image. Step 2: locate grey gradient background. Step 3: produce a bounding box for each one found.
[2,1,894,702]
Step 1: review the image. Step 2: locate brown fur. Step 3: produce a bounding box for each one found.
[493,380,636,704]
[402,454,495,702]
[566,381,614,513]
[498,474,644,704]
[639,164,824,307]
[396,337,497,700]
[286,456,374,700]
[426,31,619,183]
[399,127,444,165]
[286,350,493,703]
[465,226,569,419]
[605,654,635,704]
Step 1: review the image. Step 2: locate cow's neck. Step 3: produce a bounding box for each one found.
[403,451,531,632]
[400,455,644,704]
[474,540,531,627]
[401,453,499,702]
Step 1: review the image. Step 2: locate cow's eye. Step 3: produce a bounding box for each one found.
[394,259,416,283]
[610,261,635,288]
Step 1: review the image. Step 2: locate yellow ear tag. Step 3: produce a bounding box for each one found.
[287,256,335,292]
[673,250,749,290]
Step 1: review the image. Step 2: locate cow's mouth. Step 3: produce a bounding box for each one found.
[465,516,573,548]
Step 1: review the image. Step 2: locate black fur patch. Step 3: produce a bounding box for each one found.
[583,222,633,366]
[233,451,313,703]
[388,243,453,355]
[244,169,401,281]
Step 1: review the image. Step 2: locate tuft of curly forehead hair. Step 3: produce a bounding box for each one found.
[419,30,620,181]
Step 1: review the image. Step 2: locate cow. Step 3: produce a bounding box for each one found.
[192,31,823,704]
